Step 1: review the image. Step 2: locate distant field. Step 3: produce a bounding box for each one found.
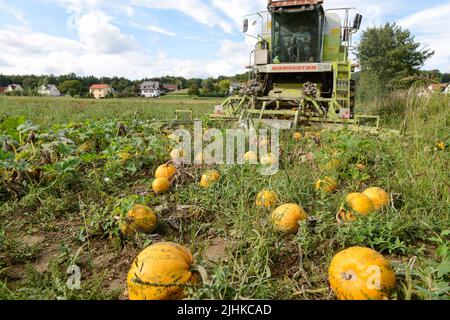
[0,96,218,125]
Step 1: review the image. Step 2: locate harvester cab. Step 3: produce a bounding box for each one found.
[212,0,378,130]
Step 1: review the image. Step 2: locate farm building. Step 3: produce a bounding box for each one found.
[89,84,114,99]
[162,84,179,93]
[140,81,162,98]
[229,82,242,95]
[444,84,450,95]
[38,84,60,97]
[6,84,24,92]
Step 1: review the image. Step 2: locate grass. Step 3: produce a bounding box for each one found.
[0,96,217,125]
[0,93,449,300]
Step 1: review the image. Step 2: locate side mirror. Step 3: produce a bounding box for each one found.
[243,19,249,33]
[353,14,363,30]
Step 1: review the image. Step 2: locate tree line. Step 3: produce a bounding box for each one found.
[0,73,250,98]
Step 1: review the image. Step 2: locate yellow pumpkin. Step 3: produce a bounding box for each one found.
[170,149,184,161]
[292,132,302,141]
[152,178,171,194]
[194,153,204,164]
[77,140,94,153]
[255,190,278,209]
[336,209,357,224]
[127,242,200,300]
[199,170,221,188]
[363,187,389,211]
[126,204,158,234]
[260,153,277,166]
[168,133,180,142]
[328,246,396,300]
[119,152,132,163]
[244,151,258,163]
[315,177,338,193]
[325,159,342,172]
[345,193,375,216]
[155,164,176,180]
[259,139,269,147]
[271,203,308,234]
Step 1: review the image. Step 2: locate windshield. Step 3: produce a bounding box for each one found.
[271,10,322,63]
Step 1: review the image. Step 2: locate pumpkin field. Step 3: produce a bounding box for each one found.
[0,94,449,300]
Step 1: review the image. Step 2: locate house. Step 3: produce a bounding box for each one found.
[38,84,60,97]
[162,84,179,93]
[428,83,444,93]
[89,84,114,99]
[5,84,24,92]
[444,84,450,95]
[229,82,241,95]
[140,81,162,98]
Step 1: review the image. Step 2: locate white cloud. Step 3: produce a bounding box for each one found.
[131,0,235,33]
[76,11,138,54]
[129,21,176,37]
[0,0,30,26]
[1,0,448,79]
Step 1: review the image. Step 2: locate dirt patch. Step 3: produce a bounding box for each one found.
[34,243,60,273]
[204,238,229,263]
[22,235,45,247]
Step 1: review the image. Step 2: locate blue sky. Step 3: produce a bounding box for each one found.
[0,0,449,79]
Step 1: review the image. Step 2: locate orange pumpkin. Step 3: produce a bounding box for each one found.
[328,247,396,300]
[292,132,302,141]
[244,151,258,163]
[170,149,184,162]
[260,153,277,166]
[199,170,221,188]
[255,190,278,209]
[155,164,176,180]
[271,203,308,234]
[345,193,375,216]
[126,204,158,234]
[152,178,171,194]
[315,177,338,193]
[127,242,202,300]
[363,187,389,211]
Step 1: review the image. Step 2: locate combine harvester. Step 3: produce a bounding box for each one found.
[211,0,379,130]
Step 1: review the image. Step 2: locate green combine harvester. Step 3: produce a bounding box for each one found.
[211,0,379,129]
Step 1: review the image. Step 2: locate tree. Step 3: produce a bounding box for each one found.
[217,79,231,94]
[201,78,215,94]
[188,84,200,96]
[59,80,83,97]
[357,23,434,98]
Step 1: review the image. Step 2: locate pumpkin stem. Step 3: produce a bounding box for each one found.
[342,272,353,281]
[190,264,210,285]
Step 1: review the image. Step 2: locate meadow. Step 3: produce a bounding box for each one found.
[0,93,448,300]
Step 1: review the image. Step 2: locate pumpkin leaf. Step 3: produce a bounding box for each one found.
[436,259,450,278]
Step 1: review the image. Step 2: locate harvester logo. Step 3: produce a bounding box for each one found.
[272,65,318,71]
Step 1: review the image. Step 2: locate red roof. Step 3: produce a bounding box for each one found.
[90,84,110,90]
[163,84,178,90]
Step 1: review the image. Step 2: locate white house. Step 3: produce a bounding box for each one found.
[229,82,241,95]
[6,84,23,92]
[38,84,60,97]
[140,81,162,98]
[444,84,450,95]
